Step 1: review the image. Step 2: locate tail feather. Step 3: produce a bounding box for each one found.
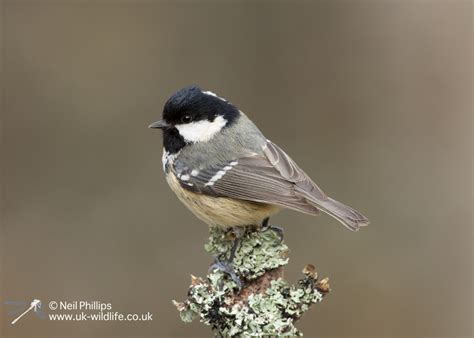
[312,197,370,231]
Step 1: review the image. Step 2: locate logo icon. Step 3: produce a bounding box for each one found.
[5,299,46,325]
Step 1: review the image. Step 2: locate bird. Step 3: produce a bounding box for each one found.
[149,85,369,234]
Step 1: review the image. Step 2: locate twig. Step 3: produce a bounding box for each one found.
[173,226,330,336]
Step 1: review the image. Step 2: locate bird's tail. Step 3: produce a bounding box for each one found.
[314,197,369,231]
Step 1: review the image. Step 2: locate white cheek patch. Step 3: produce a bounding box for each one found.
[175,116,227,143]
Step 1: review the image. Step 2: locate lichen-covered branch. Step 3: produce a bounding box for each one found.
[173,226,330,336]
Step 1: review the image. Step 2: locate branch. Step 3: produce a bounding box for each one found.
[173,226,330,336]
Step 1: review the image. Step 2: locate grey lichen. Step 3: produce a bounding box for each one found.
[173,226,330,336]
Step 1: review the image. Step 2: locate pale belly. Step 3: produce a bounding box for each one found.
[166,173,281,228]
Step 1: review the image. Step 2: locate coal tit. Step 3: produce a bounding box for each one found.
[149,86,369,231]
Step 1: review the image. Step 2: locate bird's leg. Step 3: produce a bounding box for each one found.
[227,237,241,263]
[208,227,245,291]
[261,217,284,243]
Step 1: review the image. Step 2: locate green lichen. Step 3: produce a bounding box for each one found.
[174,226,329,336]
[205,226,289,280]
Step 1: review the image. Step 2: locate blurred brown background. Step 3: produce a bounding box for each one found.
[0,1,472,337]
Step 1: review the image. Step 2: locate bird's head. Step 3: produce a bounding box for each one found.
[149,86,240,153]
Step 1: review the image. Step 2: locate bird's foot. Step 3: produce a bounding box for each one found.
[261,218,284,243]
[207,227,245,291]
[208,257,243,291]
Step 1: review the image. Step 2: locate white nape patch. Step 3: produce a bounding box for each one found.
[175,115,227,143]
[191,169,199,176]
[162,148,178,171]
[204,161,237,186]
[202,90,226,102]
[180,174,190,181]
[230,161,238,166]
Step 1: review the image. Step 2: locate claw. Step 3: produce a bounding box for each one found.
[209,257,243,291]
[261,218,284,243]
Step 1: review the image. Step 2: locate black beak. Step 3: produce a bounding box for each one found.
[148,120,170,129]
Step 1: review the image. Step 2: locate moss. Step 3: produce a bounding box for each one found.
[174,227,329,336]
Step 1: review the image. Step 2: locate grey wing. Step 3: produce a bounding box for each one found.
[264,142,370,230]
[175,141,323,215]
[176,140,369,231]
[262,141,327,199]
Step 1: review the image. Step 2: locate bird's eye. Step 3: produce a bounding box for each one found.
[181,115,192,123]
